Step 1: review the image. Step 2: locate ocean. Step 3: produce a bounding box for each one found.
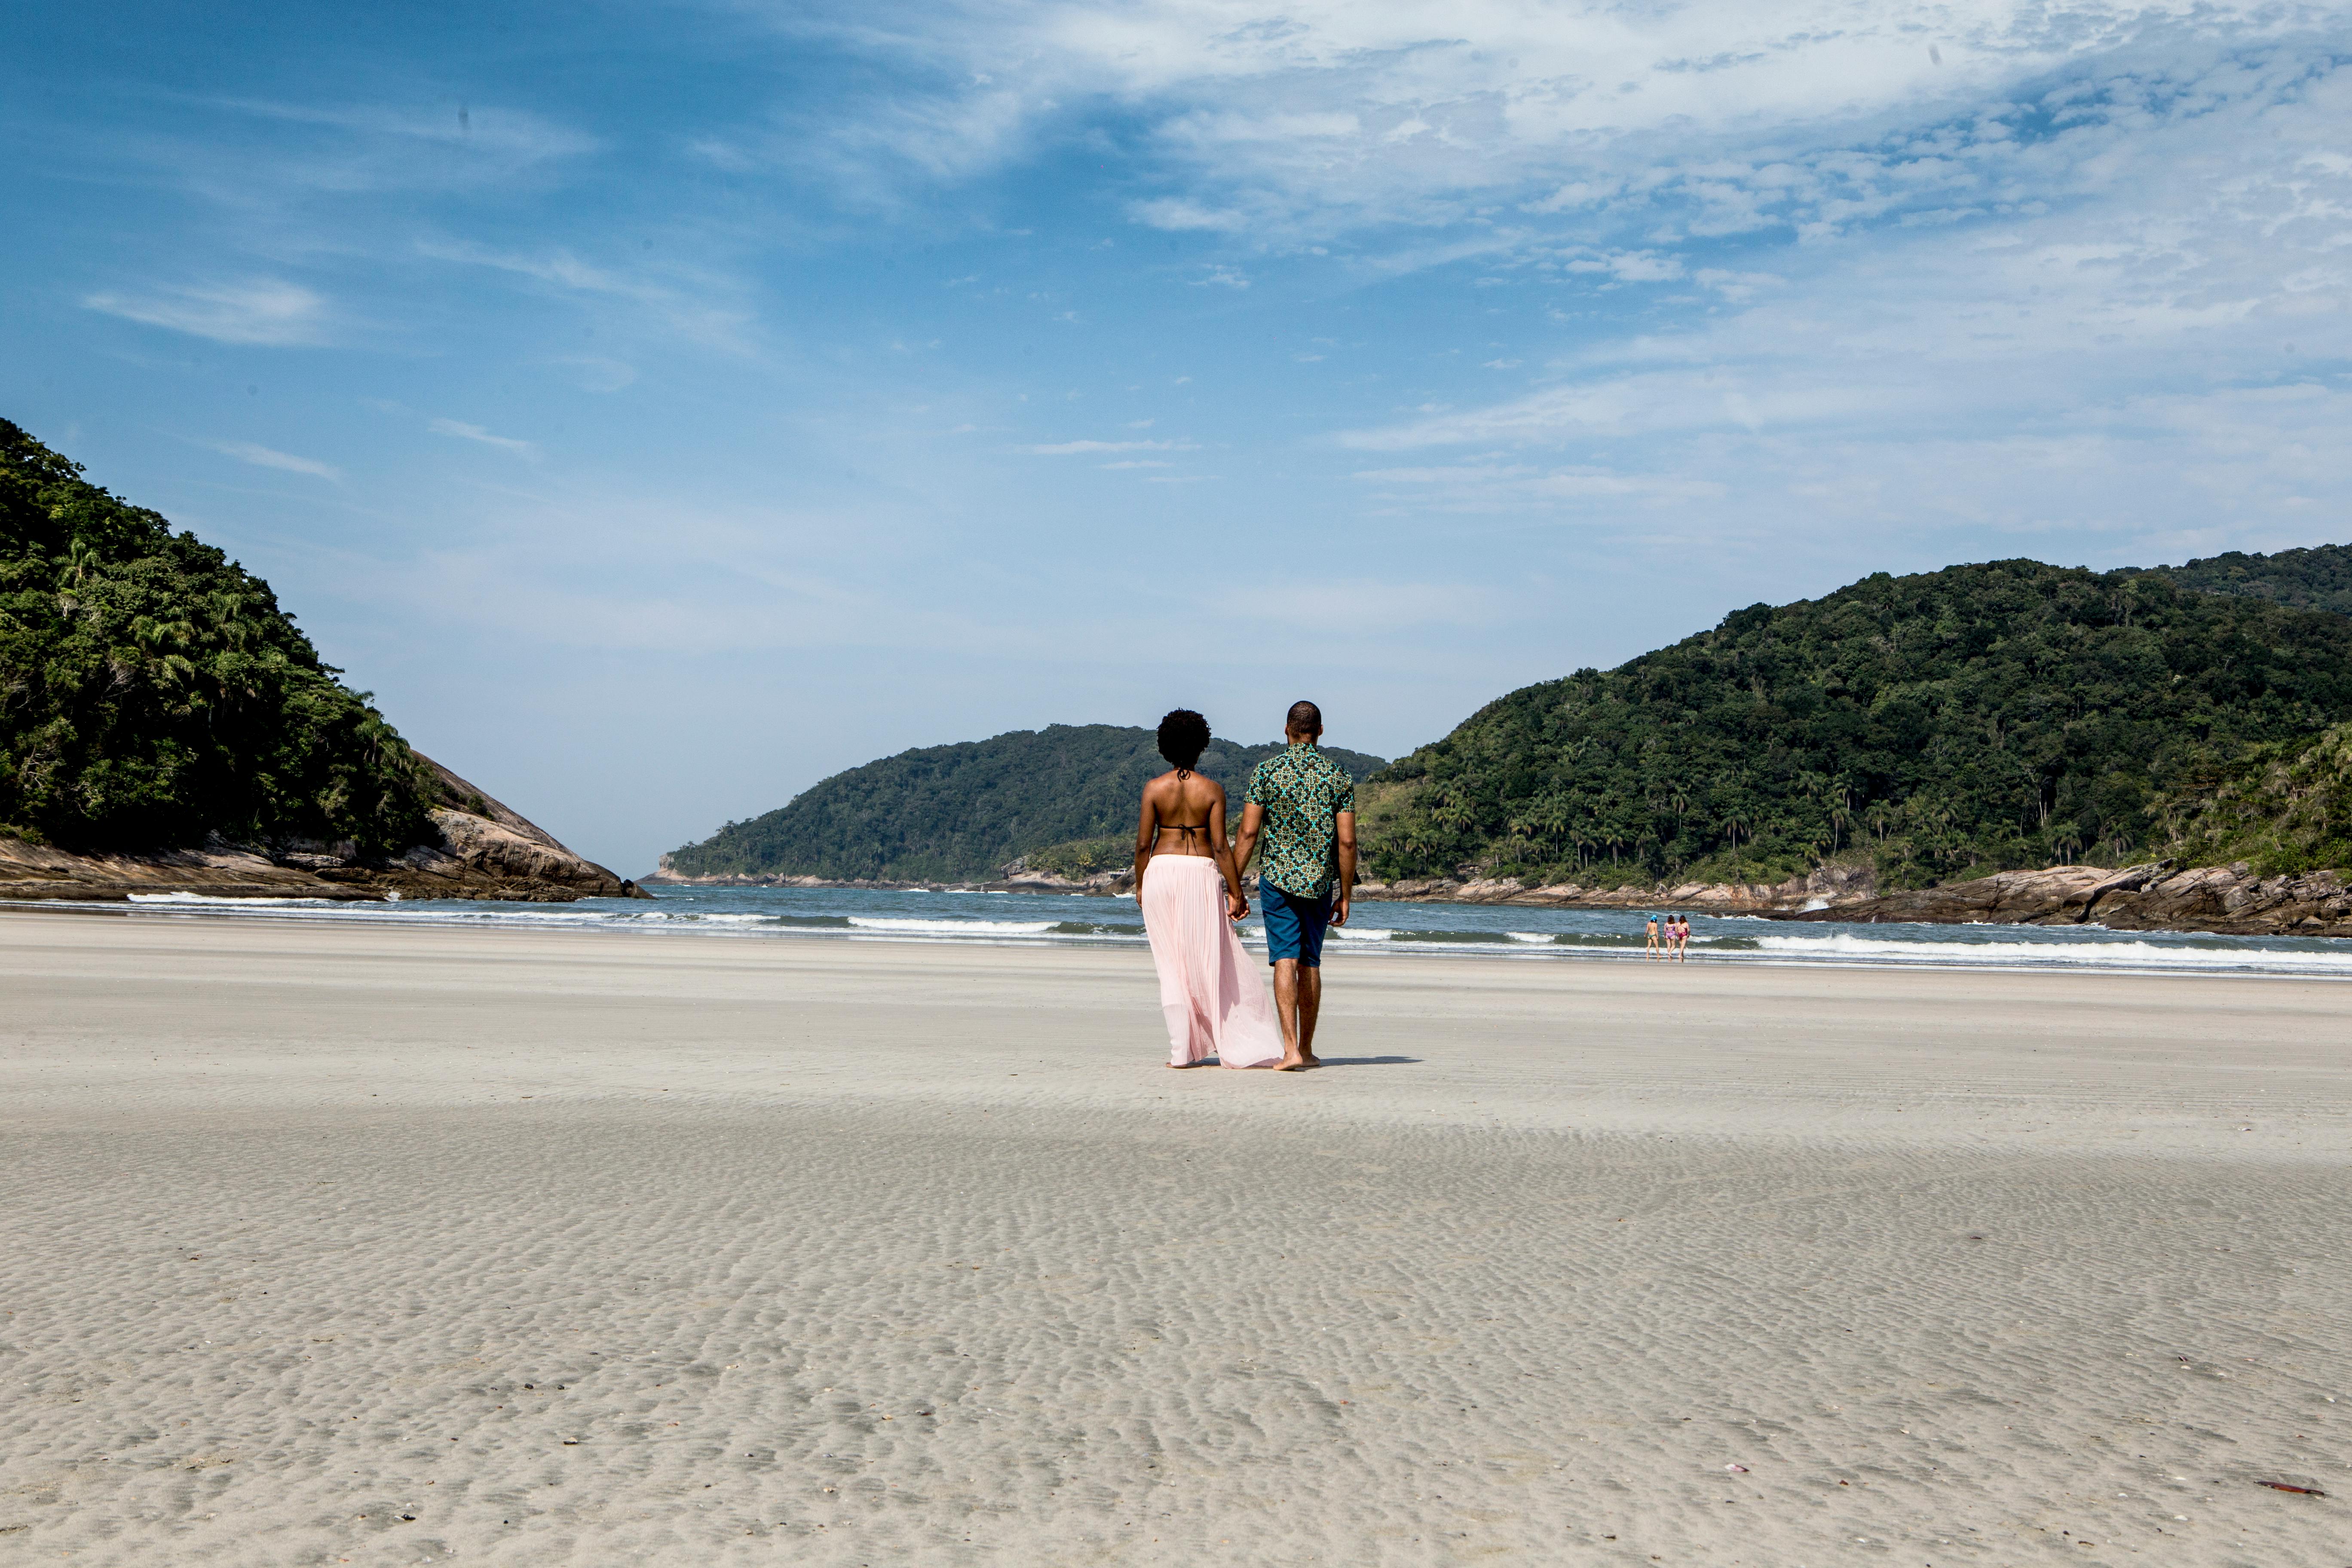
[89,882,2352,978]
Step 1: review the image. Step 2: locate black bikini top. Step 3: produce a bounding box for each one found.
[1161,768,1209,839]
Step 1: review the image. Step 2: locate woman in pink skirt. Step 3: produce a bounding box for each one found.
[1133,710,1286,1069]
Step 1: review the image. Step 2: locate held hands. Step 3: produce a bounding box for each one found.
[1228,891,1249,922]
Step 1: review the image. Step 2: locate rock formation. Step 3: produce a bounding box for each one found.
[1355,862,1878,914]
[1777,860,2352,937]
[0,757,646,904]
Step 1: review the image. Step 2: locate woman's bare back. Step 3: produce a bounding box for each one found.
[1142,768,1226,856]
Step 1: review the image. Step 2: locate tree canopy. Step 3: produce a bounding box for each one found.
[0,419,435,853]
[665,725,1386,883]
[1366,559,2352,888]
[2141,542,2352,619]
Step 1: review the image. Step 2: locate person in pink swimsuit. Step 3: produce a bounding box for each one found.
[1133,710,1285,1069]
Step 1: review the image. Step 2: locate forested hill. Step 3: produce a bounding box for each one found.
[1365,559,2352,890]
[662,726,1387,884]
[0,420,436,853]
[2138,542,2352,619]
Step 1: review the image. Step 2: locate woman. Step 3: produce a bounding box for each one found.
[1134,710,1286,1069]
[1645,913,1661,959]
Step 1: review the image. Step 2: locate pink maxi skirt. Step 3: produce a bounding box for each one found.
[1139,855,1285,1068]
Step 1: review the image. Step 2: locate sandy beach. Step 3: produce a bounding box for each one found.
[2,909,2346,1565]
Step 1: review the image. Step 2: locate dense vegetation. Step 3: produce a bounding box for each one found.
[1366,560,2352,889]
[666,725,1385,883]
[0,420,435,853]
[2141,543,2352,619]
[2158,720,2352,877]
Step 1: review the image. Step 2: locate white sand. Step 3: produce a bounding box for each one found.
[1,908,2346,1565]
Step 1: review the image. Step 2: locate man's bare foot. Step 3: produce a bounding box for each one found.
[1274,1056,1308,1071]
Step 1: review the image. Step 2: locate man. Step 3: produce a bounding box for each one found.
[1230,700,1358,1071]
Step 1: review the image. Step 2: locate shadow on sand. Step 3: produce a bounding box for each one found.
[1303,1055,1421,1067]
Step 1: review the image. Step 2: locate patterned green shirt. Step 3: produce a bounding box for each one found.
[1245,744,1357,899]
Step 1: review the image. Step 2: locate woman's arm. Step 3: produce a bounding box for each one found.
[1210,788,1248,920]
[1132,785,1159,890]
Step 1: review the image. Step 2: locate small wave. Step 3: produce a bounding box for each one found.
[1753,932,2352,971]
[1332,927,1397,942]
[128,891,336,906]
[844,916,1058,936]
[1506,931,1555,944]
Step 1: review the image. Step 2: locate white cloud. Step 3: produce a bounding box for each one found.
[1130,197,1249,230]
[429,418,537,457]
[775,0,2332,245]
[416,239,757,354]
[1191,265,1250,288]
[1015,438,1197,454]
[207,439,343,481]
[83,279,333,346]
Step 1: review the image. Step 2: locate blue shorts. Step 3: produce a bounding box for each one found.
[1259,878,1334,967]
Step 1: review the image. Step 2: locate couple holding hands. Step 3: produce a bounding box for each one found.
[1133,702,1357,1072]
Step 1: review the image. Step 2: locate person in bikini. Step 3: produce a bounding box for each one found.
[1133,710,1284,1069]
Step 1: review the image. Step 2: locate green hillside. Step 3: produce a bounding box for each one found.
[665,726,1387,883]
[2158,720,2352,877]
[1366,559,2352,890]
[0,420,435,853]
[2141,542,2352,619]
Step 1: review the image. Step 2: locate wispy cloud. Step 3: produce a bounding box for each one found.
[1015,438,1197,455]
[429,418,537,457]
[207,439,343,481]
[416,239,757,354]
[83,279,333,345]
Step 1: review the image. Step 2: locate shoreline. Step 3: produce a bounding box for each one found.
[643,854,2352,939]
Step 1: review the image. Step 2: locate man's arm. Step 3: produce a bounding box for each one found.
[1231,801,1265,881]
[1331,810,1357,926]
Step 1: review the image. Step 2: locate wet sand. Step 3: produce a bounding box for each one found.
[1,908,2346,1564]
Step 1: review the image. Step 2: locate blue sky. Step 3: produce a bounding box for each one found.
[6,1,2349,875]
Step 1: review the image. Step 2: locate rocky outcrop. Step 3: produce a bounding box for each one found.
[0,757,648,904]
[642,864,1135,897]
[1780,860,2352,937]
[1356,862,1877,913]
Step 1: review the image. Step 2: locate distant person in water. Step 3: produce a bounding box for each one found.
[1673,913,1690,962]
[1133,709,1284,1069]
[1645,914,1661,959]
[1229,701,1358,1071]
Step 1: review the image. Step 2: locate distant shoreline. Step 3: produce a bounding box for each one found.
[641,857,2352,938]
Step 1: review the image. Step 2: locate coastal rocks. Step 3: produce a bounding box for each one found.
[1357,862,1877,914]
[0,834,371,901]
[0,758,646,905]
[641,865,1135,897]
[1788,860,2352,937]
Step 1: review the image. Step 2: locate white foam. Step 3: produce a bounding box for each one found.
[1506,931,1555,944]
[1332,927,1397,941]
[844,917,1057,936]
[1753,932,2352,972]
[127,892,336,906]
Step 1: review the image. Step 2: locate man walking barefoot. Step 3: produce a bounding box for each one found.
[1230,701,1358,1071]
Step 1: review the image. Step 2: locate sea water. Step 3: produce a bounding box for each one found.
[93,883,2352,978]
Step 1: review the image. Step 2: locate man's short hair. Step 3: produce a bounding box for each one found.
[1157,708,1211,769]
[1286,700,1323,735]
